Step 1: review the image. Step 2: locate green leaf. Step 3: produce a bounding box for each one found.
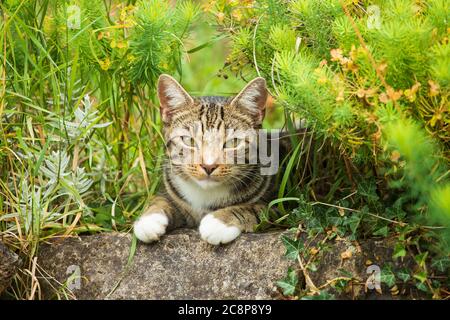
[414,252,428,268]
[381,266,396,287]
[301,291,335,300]
[431,257,450,273]
[267,197,300,211]
[413,271,428,283]
[127,234,138,266]
[345,213,361,235]
[281,235,303,260]
[357,179,379,203]
[33,137,51,176]
[333,279,349,292]
[278,142,302,212]
[415,281,429,293]
[276,268,298,296]
[186,34,227,53]
[373,226,388,237]
[397,268,411,282]
[393,242,406,259]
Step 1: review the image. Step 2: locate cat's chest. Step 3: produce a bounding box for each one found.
[171,175,231,219]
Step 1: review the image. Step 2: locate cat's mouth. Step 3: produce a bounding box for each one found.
[192,176,224,189]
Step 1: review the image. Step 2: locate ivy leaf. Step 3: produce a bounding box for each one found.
[301,291,335,300]
[386,200,407,220]
[413,271,427,283]
[328,216,343,227]
[373,226,388,237]
[357,180,379,203]
[333,279,350,292]
[281,235,303,260]
[393,242,406,259]
[381,266,396,287]
[431,257,450,273]
[345,213,362,235]
[397,268,411,282]
[414,252,428,268]
[415,281,429,293]
[276,268,298,296]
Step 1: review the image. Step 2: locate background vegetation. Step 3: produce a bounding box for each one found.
[0,0,448,299]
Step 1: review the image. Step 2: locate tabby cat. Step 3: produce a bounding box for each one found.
[134,74,278,245]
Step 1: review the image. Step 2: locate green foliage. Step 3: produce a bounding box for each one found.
[281,234,303,260]
[276,268,299,296]
[426,0,450,35]
[384,118,450,251]
[128,0,200,86]
[300,290,335,300]
[430,42,450,87]
[1,0,449,300]
[0,0,198,299]
[380,265,396,287]
[212,0,449,299]
[290,0,344,57]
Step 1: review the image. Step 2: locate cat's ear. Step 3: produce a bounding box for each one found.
[230,77,268,124]
[158,74,193,123]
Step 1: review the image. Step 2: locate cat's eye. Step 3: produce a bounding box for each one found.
[181,135,196,148]
[224,137,244,149]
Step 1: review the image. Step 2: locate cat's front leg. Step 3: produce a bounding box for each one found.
[134,196,183,243]
[199,203,266,245]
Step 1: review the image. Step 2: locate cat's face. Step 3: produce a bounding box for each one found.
[157,74,268,189]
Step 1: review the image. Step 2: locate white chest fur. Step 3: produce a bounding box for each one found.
[172,175,231,220]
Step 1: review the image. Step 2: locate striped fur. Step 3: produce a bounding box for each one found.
[134,75,276,245]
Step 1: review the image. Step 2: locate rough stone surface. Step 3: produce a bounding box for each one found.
[38,229,291,299]
[0,241,21,295]
[37,230,427,300]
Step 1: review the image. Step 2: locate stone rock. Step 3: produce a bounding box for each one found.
[37,229,428,300]
[37,229,291,299]
[0,241,21,295]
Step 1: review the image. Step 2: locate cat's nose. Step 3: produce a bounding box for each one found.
[201,164,218,175]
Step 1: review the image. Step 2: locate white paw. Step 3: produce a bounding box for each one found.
[134,212,168,243]
[199,214,241,245]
